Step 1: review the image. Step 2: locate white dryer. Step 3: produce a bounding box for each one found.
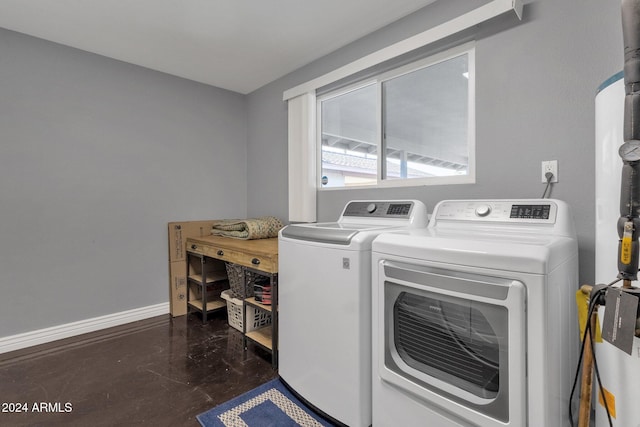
[278,200,428,427]
[371,199,578,427]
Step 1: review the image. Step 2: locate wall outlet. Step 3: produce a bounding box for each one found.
[541,160,558,183]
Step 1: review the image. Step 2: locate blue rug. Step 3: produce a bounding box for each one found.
[197,378,336,427]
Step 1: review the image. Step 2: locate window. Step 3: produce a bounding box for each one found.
[318,44,475,189]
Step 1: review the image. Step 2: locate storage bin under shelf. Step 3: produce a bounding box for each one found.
[221,290,271,333]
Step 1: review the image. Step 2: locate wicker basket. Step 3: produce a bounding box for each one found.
[225,263,270,298]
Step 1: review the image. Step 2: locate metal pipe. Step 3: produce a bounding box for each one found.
[622,0,640,140]
[617,0,640,282]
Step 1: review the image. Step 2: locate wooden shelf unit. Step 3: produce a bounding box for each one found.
[244,297,273,312]
[186,235,278,368]
[186,252,228,322]
[188,271,227,284]
[245,325,273,350]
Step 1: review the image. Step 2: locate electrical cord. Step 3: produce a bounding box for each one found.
[569,290,599,426]
[569,285,610,426]
[568,278,620,427]
[590,305,613,427]
[541,172,554,198]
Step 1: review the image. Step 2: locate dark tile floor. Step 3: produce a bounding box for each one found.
[0,311,277,427]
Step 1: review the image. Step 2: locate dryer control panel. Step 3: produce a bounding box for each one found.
[433,200,558,224]
[509,204,551,219]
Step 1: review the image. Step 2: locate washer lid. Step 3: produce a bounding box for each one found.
[280,199,429,245]
[281,222,391,245]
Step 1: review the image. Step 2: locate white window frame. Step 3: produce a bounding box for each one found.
[316,42,476,191]
[283,0,522,220]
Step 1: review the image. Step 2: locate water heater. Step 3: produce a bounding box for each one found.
[595,72,640,426]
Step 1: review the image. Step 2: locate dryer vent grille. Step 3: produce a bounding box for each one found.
[394,292,503,399]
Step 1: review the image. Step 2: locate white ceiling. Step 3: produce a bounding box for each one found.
[0,0,436,94]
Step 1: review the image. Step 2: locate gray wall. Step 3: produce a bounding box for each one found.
[247,0,624,286]
[0,28,248,337]
[0,0,623,339]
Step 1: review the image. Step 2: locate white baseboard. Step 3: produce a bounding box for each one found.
[0,302,170,354]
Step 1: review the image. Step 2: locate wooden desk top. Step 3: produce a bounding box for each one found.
[186,235,278,273]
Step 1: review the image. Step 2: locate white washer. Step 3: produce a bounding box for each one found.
[372,199,578,427]
[278,200,428,427]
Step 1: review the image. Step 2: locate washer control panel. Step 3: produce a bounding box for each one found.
[434,200,557,223]
[342,201,414,218]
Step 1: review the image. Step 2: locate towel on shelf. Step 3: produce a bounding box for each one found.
[211,216,284,240]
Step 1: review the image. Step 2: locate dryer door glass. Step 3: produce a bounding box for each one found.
[394,292,503,399]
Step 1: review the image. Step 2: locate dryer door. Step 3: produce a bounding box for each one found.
[378,260,526,427]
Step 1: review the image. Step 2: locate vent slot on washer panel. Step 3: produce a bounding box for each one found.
[394,292,504,399]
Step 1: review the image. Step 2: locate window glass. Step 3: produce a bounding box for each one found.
[383,54,469,180]
[318,45,473,189]
[320,83,377,188]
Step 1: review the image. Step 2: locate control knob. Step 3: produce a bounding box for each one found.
[475,204,492,217]
[367,203,377,213]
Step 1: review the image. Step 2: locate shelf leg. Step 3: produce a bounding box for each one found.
[202,256,208,323]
